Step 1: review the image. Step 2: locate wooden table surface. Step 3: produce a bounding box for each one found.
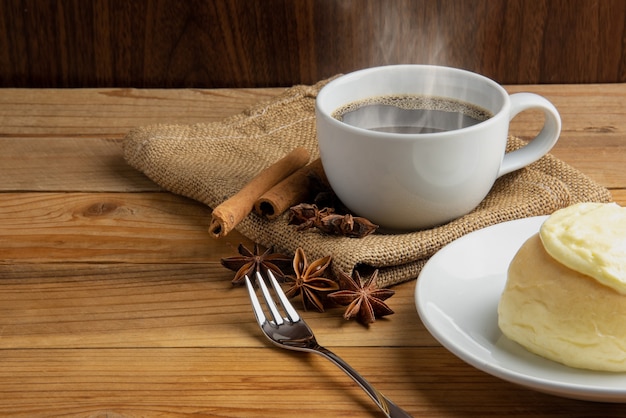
[1,85,625,417]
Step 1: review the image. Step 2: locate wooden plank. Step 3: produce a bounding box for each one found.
[611,189,626,203]
[2,133,623,192]
[507,84,626,142]
[1,347,624,417]
[0,192,237,263]
[0,347,417,417]
[0,87,283,136]
[1,132,623,192]
[0,137,158,192]
[2,85,626,192]
[506,84,626,188]
[0,263,426,349]
[2,0,625,87]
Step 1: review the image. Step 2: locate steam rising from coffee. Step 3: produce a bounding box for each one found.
[333,95,493,134]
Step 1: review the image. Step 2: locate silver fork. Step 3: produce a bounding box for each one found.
[245,270,413,418]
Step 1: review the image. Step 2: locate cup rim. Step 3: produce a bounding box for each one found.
[316,64,509,139]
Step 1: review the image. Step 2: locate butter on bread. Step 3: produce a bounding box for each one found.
[498,202,626,372]
[540,202,626,294]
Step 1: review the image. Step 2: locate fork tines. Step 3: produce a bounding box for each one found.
[245,270,300,326]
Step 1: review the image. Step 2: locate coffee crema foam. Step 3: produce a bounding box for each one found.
[333,94,493,134]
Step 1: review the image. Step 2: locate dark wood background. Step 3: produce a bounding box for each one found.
[1,0,625,88]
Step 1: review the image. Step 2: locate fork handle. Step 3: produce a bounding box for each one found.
[315,345,412,418]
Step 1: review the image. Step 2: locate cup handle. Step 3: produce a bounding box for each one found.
[497,92,562,177]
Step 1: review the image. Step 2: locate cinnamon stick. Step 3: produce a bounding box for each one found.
[208,147,310,238]
[254,158,329,220]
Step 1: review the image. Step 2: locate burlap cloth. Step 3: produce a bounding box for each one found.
[123,79,612,288]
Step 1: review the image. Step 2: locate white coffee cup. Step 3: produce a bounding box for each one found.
[316,65,561,231]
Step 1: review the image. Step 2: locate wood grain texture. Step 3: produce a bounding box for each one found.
[0,192,222,262]
[0,88,283,136]
[2,347,626,417]
[0,86,625,416]
[506,84,626,188]
[1,85,624,192]
[0,263,428,350]
[1,0,625,88]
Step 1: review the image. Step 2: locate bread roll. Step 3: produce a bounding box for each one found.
[498,203,626,371]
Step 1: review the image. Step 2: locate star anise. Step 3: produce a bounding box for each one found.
[220,243,293,286]
[328,269,395,325]
[289,203,378,238]
[284,247,338,312]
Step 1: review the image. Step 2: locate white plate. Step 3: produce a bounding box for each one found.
[415,216,626,402]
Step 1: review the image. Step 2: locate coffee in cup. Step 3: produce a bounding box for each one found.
[333,94,492,134]
[315,65,561,231]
